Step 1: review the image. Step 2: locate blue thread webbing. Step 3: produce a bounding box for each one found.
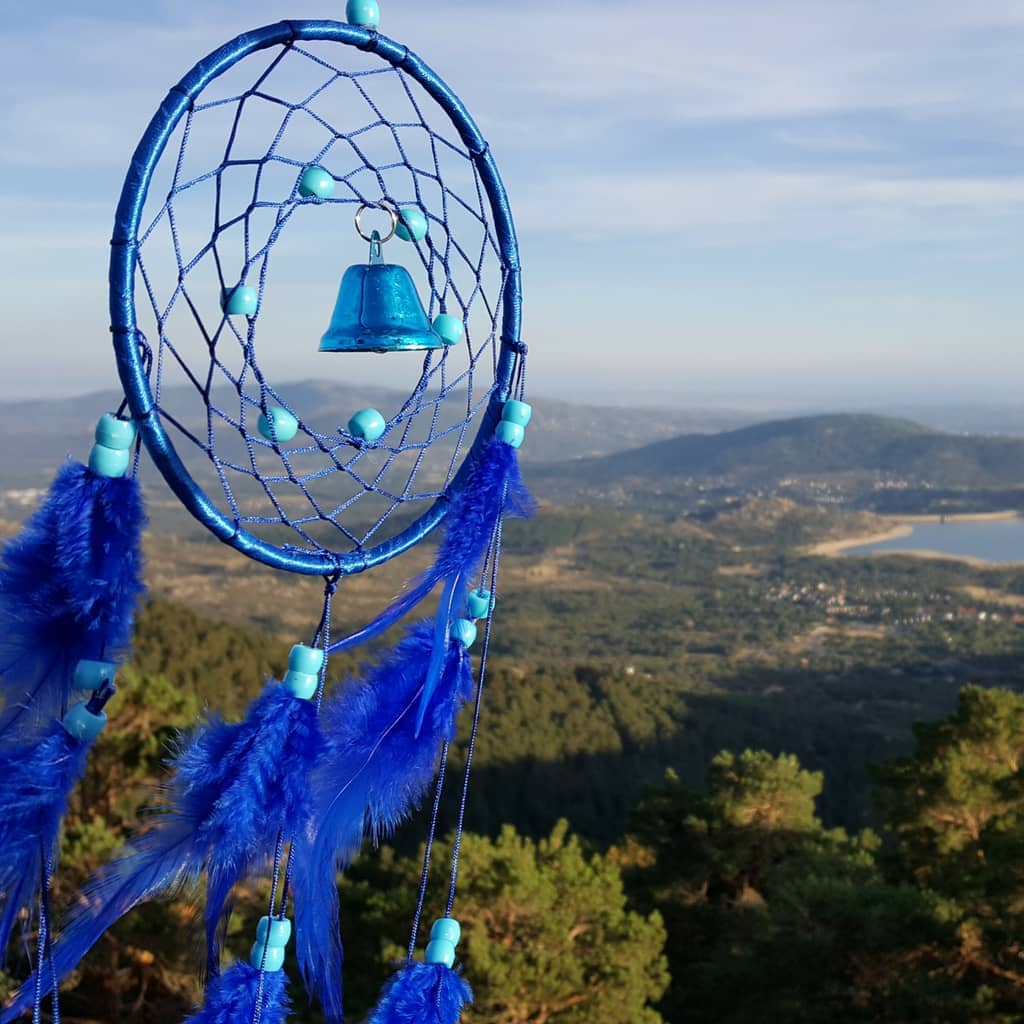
[110,21,525,577]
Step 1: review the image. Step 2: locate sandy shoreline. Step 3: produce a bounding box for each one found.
[808,511,1023,563]
[810,525,913,558]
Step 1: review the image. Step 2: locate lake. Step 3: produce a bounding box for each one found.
[845,518,1024,563]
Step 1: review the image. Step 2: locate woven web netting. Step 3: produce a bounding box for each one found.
[129,38,510,565]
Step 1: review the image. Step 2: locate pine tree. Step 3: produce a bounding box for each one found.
[878,685,1024,1012]
[347,822,669,1024]
[628,748,986,1022]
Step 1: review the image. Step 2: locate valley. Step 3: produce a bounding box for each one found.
[6,395,1024,1021]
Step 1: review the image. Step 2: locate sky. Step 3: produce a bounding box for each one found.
[0,0,1021,408]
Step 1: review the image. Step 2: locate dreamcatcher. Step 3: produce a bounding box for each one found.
[0,4,531,1022]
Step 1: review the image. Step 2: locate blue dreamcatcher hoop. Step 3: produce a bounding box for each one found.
[112,17,525,577]
[0,9,532,1024]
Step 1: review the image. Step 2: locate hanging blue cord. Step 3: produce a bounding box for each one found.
[447,512,503,915]
[32,853,60,1024]
[314,575,340,711]
[250,831,288,1024]
[407,739,451,960]
[245,572,338,1024]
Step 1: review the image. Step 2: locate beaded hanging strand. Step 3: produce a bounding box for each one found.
[0,406,146,1024]
[243,573,340,1024]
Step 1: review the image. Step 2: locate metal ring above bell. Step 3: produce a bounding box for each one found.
[355,202,398,243]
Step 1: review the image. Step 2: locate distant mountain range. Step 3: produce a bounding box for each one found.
[0,380,755,490]
[529,414,1024,513]
[5,389,1024,522]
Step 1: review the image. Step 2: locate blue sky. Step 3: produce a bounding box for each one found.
[0,0,1021,407]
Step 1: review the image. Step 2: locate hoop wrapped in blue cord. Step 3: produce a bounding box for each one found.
[110,18,524,577]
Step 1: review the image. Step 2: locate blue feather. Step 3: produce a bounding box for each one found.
[415,569,463,737]
[367,961,472,1024]
[293,623,475,1022]
[328,438,534,656]
[0,463,145,739]
[0,722,93,956]
[1,683,322,1022]
[182,961,289,1024]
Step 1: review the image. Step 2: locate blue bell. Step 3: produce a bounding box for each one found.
[320,229,442,353]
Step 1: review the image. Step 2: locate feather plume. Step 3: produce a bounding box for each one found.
[293,623,474,1022]
[182,961,290,1024]
[1,684,322,1022]
[0,722,93,956]
[415,569,463,737]
[367,961,472,1024]
[0,462,145,738]
[328,438,534,656]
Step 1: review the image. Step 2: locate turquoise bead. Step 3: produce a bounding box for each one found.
[298,166,335,199]
[501,400,533,427]
[495,420,525,449]
[432,314,464,346]
[74,660,117,691]
[289,644,325,676]
[62,702,107,744]
[450,619,478,649]
[222,285,257,316]
[285,670,318,701]
[395,207,428,243]
[346,0,380,27]
[348,408,387,443]
[430,918,462,945]
[257,916,293,947]
[425,939,456,968]
[95,414,137,451]
[88,444,130,478]
[258,407,299,443]
[467,589,492,620]
[249,942,285,972]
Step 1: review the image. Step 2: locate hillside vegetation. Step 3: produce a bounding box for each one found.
[5,588,1024,1022]
[7,403,1024,1020]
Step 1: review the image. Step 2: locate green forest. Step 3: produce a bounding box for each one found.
[5,498,1024,1022]
[6,616,1024,1023]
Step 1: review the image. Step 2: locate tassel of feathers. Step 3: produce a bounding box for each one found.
[292,622,475,1022]
[0,720,97,956]
[1,440,529,1020]
[366,961,472,1024]
[181,961,290,1024]
[0,462,145,739]
[292,439,532,1020]
[1,682,322,1022]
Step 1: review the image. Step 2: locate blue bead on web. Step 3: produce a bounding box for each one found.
[130,38,511,563]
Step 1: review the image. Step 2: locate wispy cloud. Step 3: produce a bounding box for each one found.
[4,2,1023,159]
[0,0,1021,402]
[515,170,1024,242]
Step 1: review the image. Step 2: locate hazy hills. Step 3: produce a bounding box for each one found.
[530,413,1024,512]
[0,380,754,489]
[6,385,1024,522]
